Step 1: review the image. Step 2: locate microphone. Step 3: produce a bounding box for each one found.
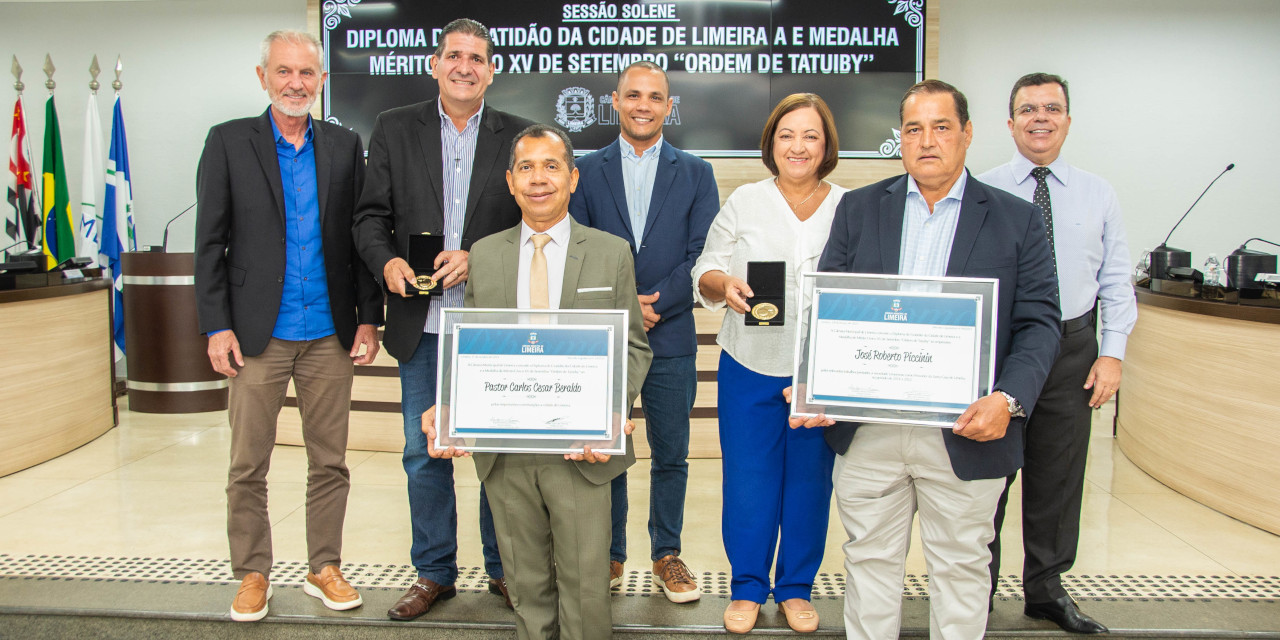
[0,240,39,273]
[1235,237,1280,252]
[0,239,27,256]
[161,202,198,253]
[1150,163,1235,279]
[1227,237,1280,291]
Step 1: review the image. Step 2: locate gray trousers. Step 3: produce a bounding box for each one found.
[485,454,613,640]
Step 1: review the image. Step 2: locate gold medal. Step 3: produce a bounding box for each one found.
[751,302,779,321]
[413,275,438,291]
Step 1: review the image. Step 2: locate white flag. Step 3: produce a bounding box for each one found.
[79,94,104,266]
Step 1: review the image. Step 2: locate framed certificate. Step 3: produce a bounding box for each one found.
[790,273,998,427]
[434,308,630,455]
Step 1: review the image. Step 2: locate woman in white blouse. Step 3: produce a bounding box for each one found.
[692,93,848,634]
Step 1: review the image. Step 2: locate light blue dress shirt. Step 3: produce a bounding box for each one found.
[899,171,967,278]
[619,135,662,244]
[979,155,1137,359]
[426,101,482,334]
[268,113,335,342]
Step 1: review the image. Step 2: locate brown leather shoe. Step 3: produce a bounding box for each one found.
[387,577,456,621]
[609,560,625,589]
[229,572,271,622]
[652,554,701,603]
[304,565,363,611]
[488,577,513,610]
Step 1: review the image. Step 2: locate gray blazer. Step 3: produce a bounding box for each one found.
[464,218,652,485]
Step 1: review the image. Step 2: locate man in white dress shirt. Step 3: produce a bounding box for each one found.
[424,124,651,639]
[979,72,1137,635]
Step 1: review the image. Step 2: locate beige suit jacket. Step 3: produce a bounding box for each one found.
[465,217,652,485]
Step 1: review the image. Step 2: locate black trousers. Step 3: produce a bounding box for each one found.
[989,313,1098,603]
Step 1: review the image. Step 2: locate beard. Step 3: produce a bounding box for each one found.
[270,90,317,118]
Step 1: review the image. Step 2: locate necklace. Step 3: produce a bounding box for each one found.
[776,178,824,211]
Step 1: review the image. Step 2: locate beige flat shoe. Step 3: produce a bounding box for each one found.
[723,601,760,634]
[778,600,819,633]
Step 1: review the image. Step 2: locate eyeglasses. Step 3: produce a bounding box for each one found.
[1015,103,1066,117]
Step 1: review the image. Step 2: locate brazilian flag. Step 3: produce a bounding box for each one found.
[42,96,75,269]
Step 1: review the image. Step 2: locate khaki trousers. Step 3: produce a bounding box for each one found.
[226,335,354,578]
[834,425,1005,640]
[485,454,613,640]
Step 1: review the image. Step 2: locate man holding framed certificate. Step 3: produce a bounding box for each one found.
[424,123,651,640]
[800,80,1061,640]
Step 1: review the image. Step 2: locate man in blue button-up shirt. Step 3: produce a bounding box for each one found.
[569,61,719,603]
[195,30,382,623]
[979,72,1137,635]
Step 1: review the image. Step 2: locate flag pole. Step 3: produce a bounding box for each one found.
[12,56,43,245]
[89,55,100,95]
[43,54,54,95]
[80,55,104,265]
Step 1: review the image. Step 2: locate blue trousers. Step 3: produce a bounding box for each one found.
[399,332,503,583]
[610,354,696,563]
[717,351,834,603]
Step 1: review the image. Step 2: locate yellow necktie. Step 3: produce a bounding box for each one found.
[530,233,551,309]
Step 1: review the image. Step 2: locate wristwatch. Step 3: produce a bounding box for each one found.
[995,390,1026,418]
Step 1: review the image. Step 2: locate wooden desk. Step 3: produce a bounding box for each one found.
[0,279,116,477]
[1118,289,1280,534]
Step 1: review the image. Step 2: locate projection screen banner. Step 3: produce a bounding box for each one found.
[322,0,925,158]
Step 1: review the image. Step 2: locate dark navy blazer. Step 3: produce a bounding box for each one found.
[569,139,719,358]
[817,172,1061,481]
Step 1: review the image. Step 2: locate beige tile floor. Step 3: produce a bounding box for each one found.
[2,399,1278,581]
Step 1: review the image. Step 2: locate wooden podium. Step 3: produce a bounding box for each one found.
[122,252,227,413]
[0,279,115,476]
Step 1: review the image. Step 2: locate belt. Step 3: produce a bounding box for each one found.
[1061,310,1095,334]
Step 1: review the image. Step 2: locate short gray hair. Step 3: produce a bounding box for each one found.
[260,30,324,70]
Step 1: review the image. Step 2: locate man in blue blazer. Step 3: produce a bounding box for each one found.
[568,61,719,603]
[812,80,1060,640]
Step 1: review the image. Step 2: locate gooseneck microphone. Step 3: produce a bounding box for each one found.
[1227,236,1280,290]
[0,239,39,272]
[1235,237,1280,252]
[1150,163,1235,279]
[161,202,198,253]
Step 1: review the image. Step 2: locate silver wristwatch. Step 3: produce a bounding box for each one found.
[995,390,1026,418]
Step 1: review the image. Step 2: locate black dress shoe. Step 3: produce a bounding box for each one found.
[1025,596,1109,634]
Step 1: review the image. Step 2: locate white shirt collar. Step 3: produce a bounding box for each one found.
[519,214,573,247]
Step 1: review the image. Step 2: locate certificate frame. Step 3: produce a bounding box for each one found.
[790,273,999,427]
[434,308,629,455]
